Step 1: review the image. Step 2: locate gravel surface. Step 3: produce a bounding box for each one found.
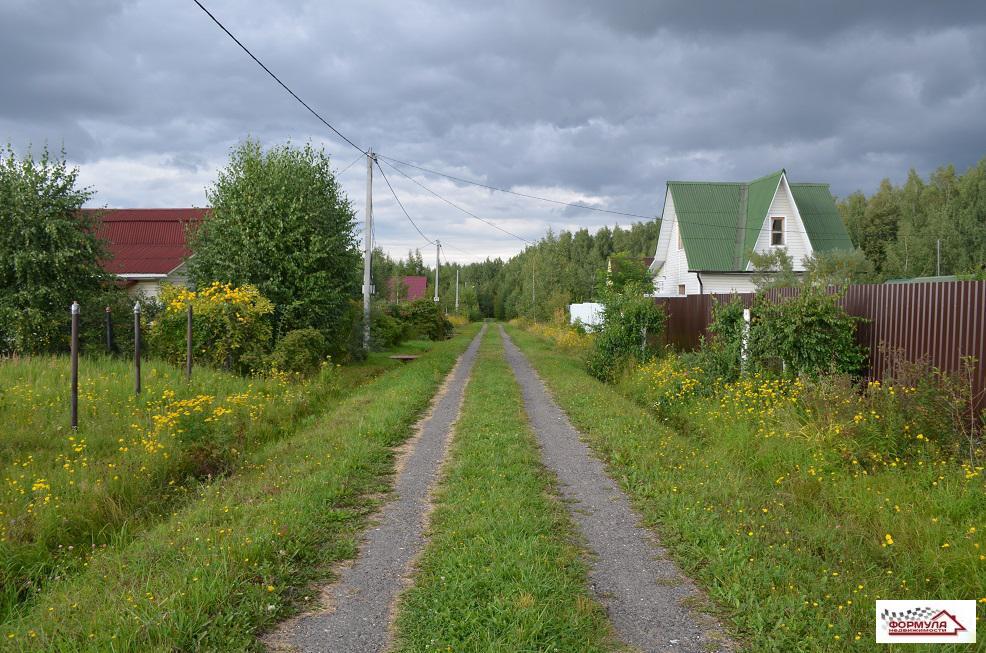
[279,326,485,653]
[500,326,735,653]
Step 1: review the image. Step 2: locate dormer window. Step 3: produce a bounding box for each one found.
[770,217,784,246]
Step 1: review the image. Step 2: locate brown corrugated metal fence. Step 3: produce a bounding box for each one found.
[655,280,986,414]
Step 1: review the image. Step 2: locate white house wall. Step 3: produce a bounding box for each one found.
[652,192,700,296]
[697,274,758,294]
[750,175,813,269]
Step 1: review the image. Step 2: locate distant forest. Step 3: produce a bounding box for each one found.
[376,156,986,320]
[838,157,986,280]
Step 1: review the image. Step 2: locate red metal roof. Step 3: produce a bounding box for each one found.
[388,275,429,302]
[83,208,210,275]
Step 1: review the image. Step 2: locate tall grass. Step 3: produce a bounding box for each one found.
[0,326,479,650]
[0,348,417,622]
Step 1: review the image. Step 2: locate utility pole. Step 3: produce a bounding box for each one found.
[531,253,536,320]
[936,239,941,276]
[362,148,374,351]
[433,240,441,303]
[455,268,460,312]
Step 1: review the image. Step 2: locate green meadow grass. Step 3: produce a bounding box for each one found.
[0,344,426,623]
[394,327,615,652]
[0,331,474,650]
[506,325,985,653]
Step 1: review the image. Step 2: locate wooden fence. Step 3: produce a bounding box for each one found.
[654,280,986,414]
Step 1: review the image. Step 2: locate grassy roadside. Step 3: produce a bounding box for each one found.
[0,325,479,651]
[0,341,432,622]
[393,326,615,652]
[505,325,985,652]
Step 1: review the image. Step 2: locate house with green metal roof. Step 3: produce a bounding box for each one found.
[649,169,854,296]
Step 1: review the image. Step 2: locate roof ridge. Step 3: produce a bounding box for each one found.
[668,180,745,185]
[747,169,785,184]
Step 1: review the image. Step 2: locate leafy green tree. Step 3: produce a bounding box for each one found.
[803,249,875,288]
[0,145,112,353]
[748,289,866,378]
[585,281,666,382]
[601,251,653,293]
[189,140,360,347]
[749,248,799,290]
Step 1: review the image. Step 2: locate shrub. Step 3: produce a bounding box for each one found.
[270,328,328,377]
[696,295,746,383]
[748,288,866,378]
[390,299,453,341]
[371,305,407,350]
[148,282,274,374]
[585,282,666,382]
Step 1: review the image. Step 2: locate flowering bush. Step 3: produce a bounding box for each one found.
[148,282,274,374]
[622,355,703,419]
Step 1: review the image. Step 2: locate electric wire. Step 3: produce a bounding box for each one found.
[376,161,477,260]
[379,154,655,221]
[337,153,364,176]
[193,0,851,252]
[375,160,435,246]
[191,0,365,156]
[379,158,533,244]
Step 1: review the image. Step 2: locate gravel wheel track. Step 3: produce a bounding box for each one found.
[500,325,735,653]
[270,325,486,653]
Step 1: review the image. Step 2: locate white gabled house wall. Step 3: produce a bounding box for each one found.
[650,172,813,297]
[748,174,813,270]
[650,189,693,296]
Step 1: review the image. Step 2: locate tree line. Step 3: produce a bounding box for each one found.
[375,221,660,321]
[838,157,986,280]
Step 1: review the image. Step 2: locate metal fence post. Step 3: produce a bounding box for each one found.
[134,302,142,395]
[71,301,80,429]
[105,306,114,354]
[185,304,193,381]
[740,308,751,374]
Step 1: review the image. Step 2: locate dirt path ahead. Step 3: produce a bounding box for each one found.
[269,325,486,653]
[499,326,734,653]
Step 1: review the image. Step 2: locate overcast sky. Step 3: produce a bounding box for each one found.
[2,1,985,263]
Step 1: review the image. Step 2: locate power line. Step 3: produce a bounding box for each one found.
[380,157,851,241]
[337,152,364,175]
[376,161,477,259]
[191,0,365,156]
[379,154,655,221]
[379,158,533,244]
[192,3,851,247]
[375,161,436,246]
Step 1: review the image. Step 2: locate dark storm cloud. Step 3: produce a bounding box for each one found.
[1,0,984,262]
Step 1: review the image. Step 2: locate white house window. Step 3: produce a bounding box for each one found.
[770,217,784,246]
[678,283,686,296]
[677,228,683,250]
